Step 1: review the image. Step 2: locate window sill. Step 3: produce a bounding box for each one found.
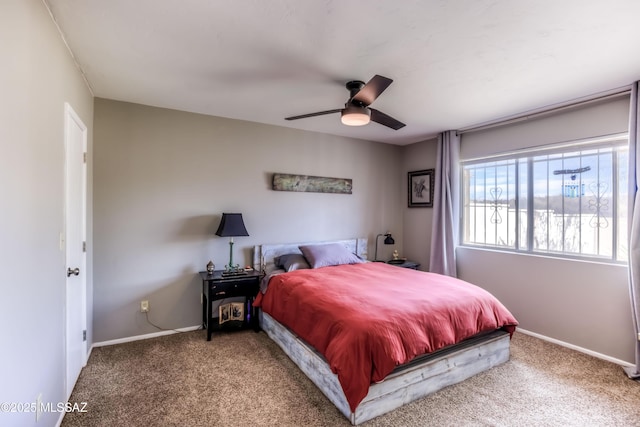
[457,245,628,268]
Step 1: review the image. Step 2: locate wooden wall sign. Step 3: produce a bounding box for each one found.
[272,173,352,194]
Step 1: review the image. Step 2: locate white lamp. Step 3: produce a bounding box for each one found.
[341,104,371,126]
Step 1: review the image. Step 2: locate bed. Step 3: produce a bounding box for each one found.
[252,238,518,425]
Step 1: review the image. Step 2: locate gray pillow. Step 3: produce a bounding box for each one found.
[298,243,364,269]
[275,253,311,272]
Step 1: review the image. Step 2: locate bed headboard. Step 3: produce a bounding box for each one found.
[253,237,368,271]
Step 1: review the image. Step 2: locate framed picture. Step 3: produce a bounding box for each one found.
[219,303,231,324]
[408,169,435,208]
[219,302,245,324]
[230,302,244,321]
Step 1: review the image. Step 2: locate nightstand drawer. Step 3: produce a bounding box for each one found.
[209,281,255,297]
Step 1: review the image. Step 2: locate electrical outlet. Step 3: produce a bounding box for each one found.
[140,300,149,313]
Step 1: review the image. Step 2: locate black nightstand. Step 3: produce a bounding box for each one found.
[387,260,421,270]
[199,270,261,341]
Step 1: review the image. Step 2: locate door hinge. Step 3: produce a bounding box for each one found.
[83,152,87,163]
[82,330,86,341]
[82,241,86,252]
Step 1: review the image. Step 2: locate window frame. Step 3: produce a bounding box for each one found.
[459,133,629,265]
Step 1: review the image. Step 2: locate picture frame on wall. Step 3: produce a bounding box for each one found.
[408,169,435,208]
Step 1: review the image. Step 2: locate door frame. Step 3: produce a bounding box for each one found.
[64,102,88,399]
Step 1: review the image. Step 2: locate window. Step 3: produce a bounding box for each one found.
[461,136,628,263]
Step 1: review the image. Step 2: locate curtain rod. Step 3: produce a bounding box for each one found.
[457,86,631,136]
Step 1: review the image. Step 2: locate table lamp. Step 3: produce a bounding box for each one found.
[215,213,249,273]
[374,232,395,262]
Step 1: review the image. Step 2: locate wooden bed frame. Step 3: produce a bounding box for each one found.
[252,238,511,425]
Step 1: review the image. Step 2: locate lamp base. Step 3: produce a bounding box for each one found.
[222,263,247,276]
[223,240,246,275]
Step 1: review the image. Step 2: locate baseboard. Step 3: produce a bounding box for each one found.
[91,325,202,348]
[85,345,92,365]
[517,328,634,368]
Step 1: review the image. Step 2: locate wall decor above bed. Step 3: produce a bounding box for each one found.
[272,173,352,194]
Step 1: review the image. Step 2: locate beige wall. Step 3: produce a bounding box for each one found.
[401,137,438,270]
[93,99,403,342]
[0,1,94,426]
[457,248,632,361]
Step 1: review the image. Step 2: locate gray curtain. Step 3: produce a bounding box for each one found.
[624,82,640,379]
[429,130,460,277]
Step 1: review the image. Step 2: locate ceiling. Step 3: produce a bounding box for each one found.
[44,0,640,145]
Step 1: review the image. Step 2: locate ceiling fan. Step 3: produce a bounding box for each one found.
[284,75,406,130]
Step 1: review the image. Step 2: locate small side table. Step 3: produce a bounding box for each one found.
[199,270,261,341]
[387,260,421,270]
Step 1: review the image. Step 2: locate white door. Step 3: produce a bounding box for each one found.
[64,103,87,399]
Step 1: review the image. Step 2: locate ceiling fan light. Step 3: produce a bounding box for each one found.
[341,105,371,126]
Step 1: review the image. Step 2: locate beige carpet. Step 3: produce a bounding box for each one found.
[62,329,640,426]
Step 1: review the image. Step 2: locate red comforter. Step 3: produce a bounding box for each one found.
[254,262,518,412]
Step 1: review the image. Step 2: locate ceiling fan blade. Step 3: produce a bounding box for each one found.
[285,109,341,121]
[370,108,406,130]
[351,75,393,106]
